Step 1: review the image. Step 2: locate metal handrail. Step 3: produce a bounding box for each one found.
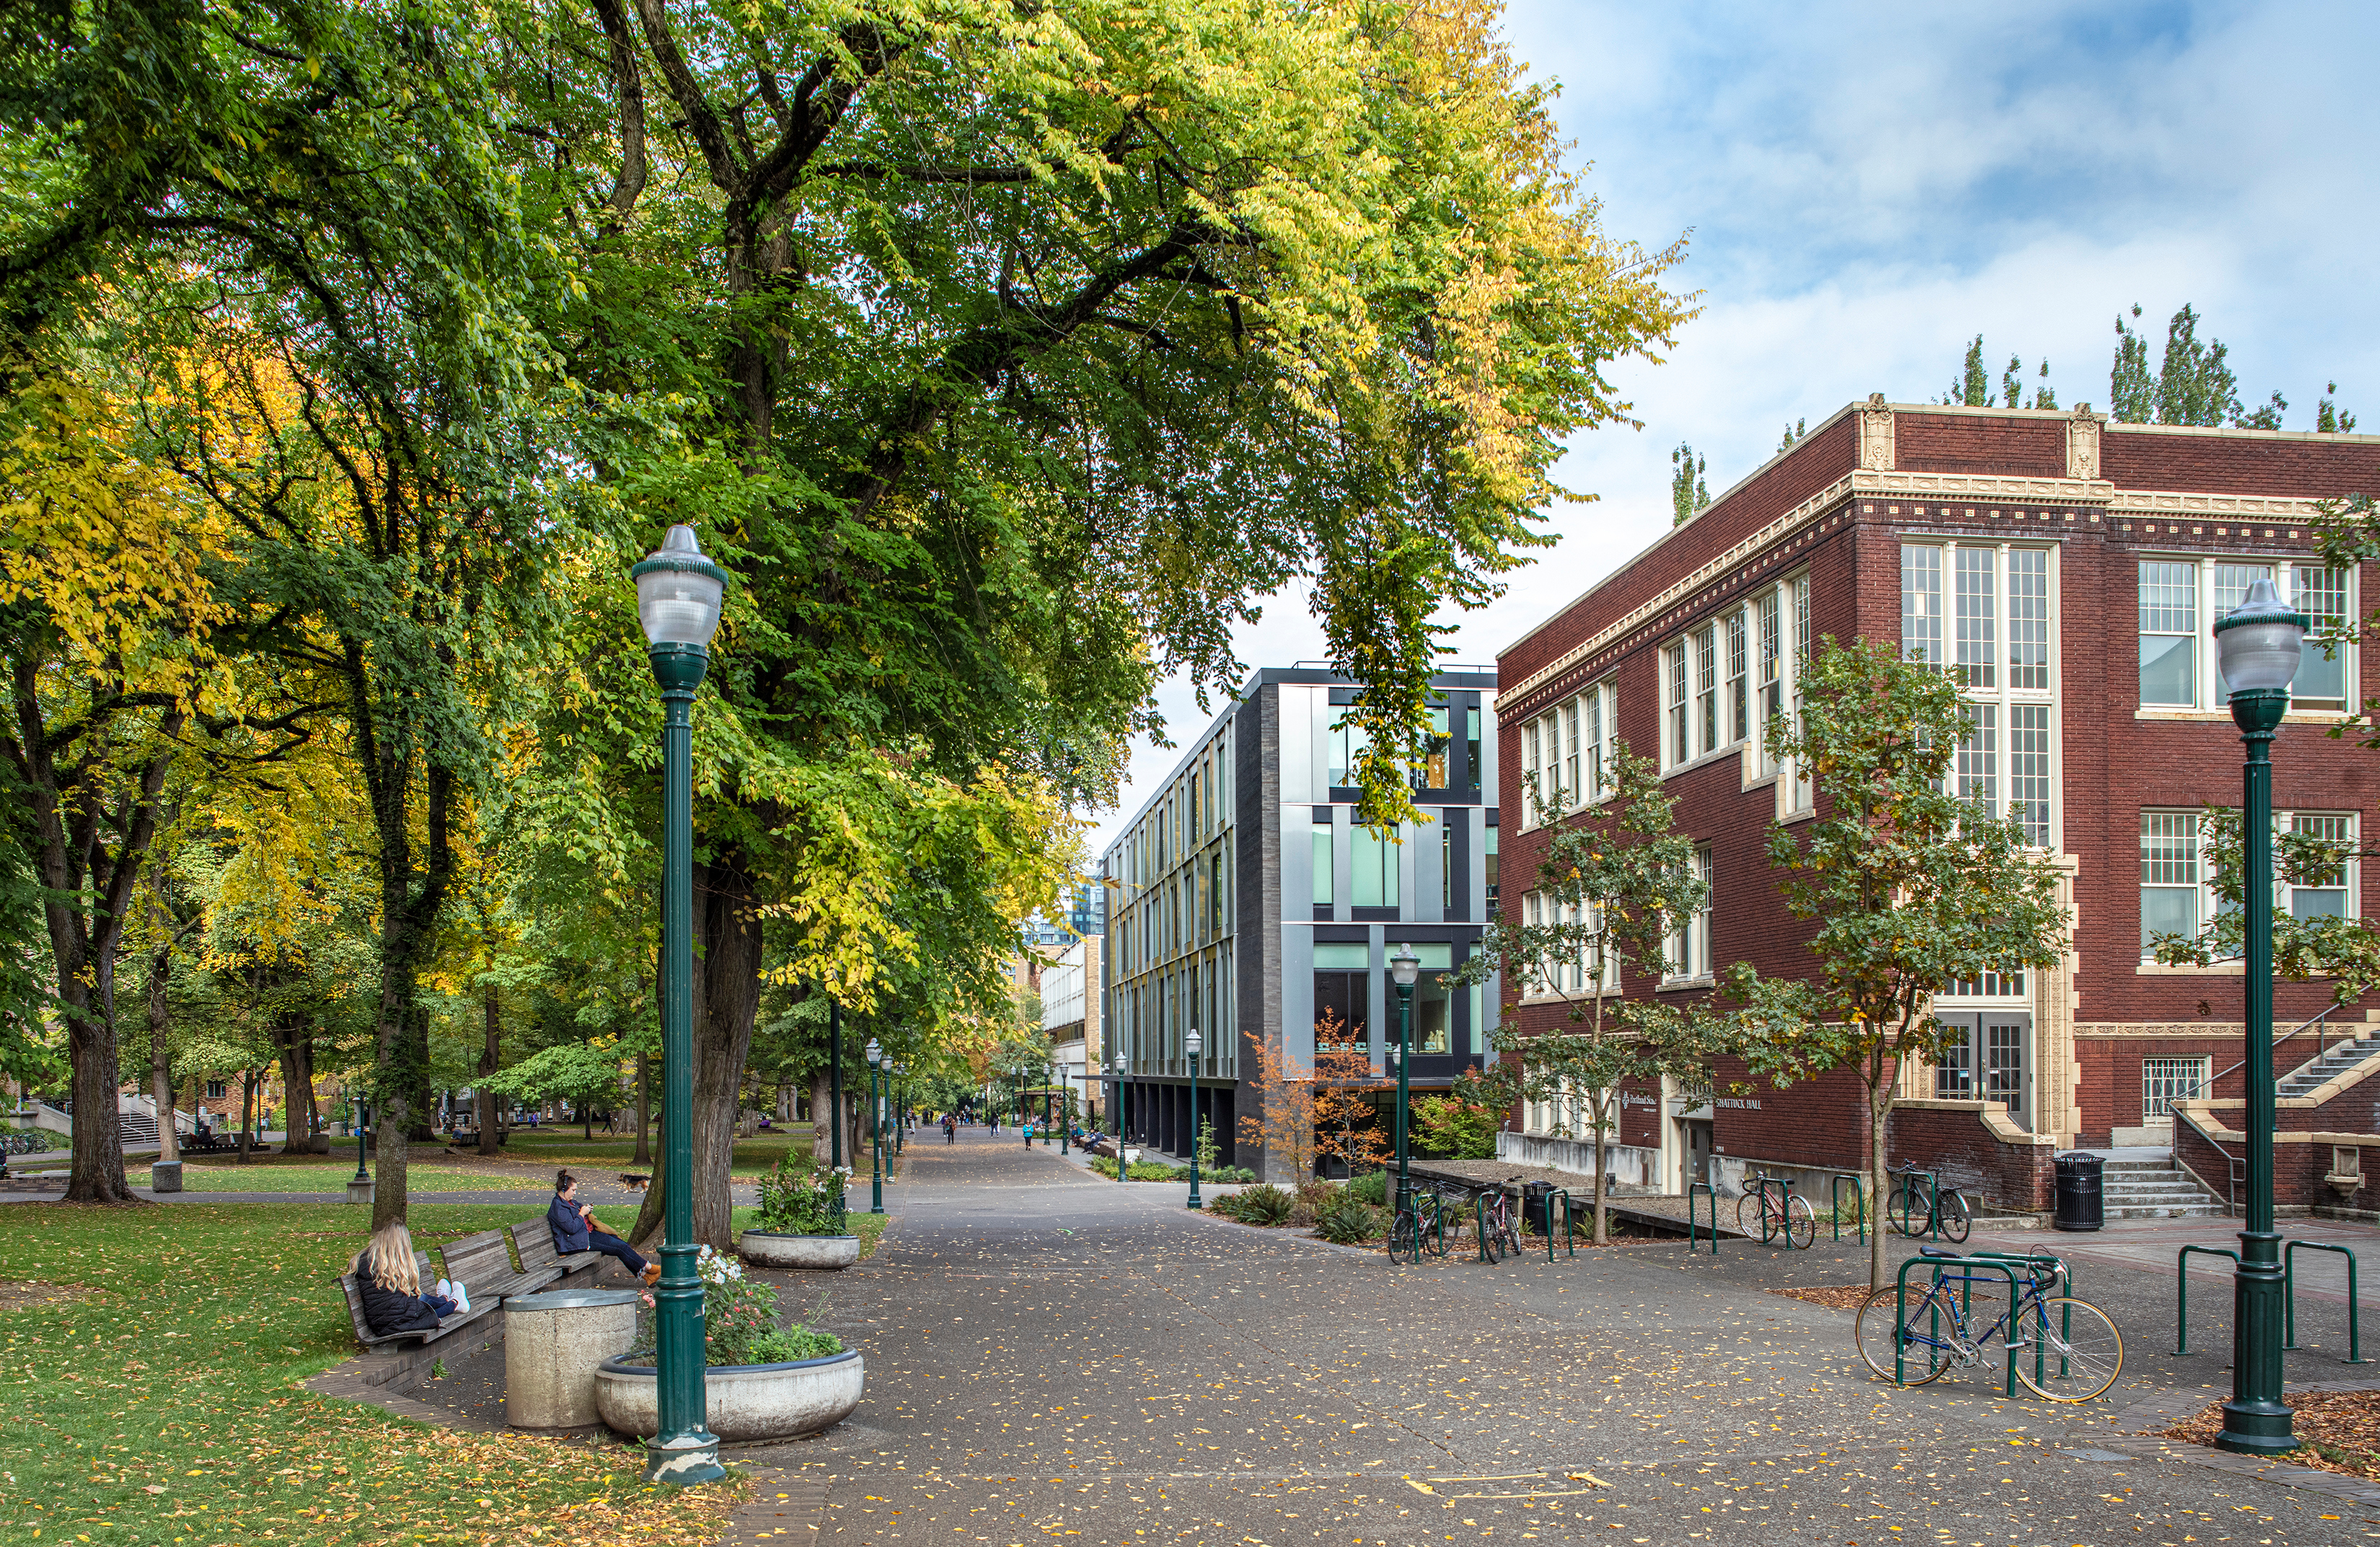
[2171,1005,2345,1104]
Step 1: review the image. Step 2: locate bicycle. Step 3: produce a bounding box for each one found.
[1853,1247,2123,1401]
[1732,1173,1816,1249]
[1474,1178,1524,1264]
[1389,1181,1455,1264]
[1884,1163,1973,1243]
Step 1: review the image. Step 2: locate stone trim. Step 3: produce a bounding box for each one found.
[2076,1022,2247,1038]
[1893,1096,2055,1146]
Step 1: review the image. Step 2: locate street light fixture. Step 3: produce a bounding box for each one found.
[2213,574,2307,1457]
[630,522,728,1486]
[864,1039,886,1215]
[1389,945,1420,1221]
[1109,1057,1127,1184]
[1184,1027,1204,1210]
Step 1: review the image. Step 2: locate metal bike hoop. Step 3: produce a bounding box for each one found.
[2285,1240,2371,1365]
[2176,1243,2241,1356]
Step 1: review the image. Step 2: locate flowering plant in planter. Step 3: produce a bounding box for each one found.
[754,1161,850,1235]
[626,1244,842,1367]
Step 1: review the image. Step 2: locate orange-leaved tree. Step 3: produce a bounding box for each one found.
[1238,1035,1315,1181]
[1313,1014,1390,1176]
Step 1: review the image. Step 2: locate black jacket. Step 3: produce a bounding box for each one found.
[354,1260,441,1336]
[547,1194,592,1253]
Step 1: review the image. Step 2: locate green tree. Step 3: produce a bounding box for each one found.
[1458,746,1731,1243]
[2318,384,2358,434]
[2146,806,2380,1000]
[483,1040,628,1141]
[1949,335,1989,407]
[2109,302,2293,429]
[1726,639,2068,1290]
[1776,419,1807,454]
[1671,443,1709,526]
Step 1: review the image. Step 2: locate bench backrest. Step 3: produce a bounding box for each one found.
[440,1229,516,1292]
[509,1218,563,1274]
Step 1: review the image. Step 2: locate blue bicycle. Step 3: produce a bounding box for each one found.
[1854,1247,2124,1401]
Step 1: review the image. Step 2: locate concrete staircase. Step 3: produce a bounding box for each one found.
[2276,1035,2380,1098]
[2102,1155,2226,1220]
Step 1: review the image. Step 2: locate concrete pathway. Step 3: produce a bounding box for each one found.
[674,1129,2380,1545]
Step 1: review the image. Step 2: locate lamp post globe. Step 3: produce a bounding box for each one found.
[629,524,728,1486]
[2212,574,2308,1456]
[1389,945,1420,1220]
[1184,1028,1204,1210]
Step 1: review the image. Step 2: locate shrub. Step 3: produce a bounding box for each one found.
[626,1244,845,1367]
[1313,1194,1383,1245]
[1344,1170,1387,1206]
[1230,1184,1295,1225]
[753,1160,846,1235]
[1289,1177,1338,1227]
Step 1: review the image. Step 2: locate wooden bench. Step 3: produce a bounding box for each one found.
[337,1249,501,1349]
[508,1218,609,1287]
[439,1227,560,1305]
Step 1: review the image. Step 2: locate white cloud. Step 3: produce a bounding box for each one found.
[1075,0,2380,858]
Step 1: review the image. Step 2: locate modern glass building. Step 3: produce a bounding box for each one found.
[1099,666,1501,1180]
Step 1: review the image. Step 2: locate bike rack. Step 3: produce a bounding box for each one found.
[1753,1176,1804,1249]
[1831,1173,1866,1243]
[1892,1167,1942,1242]
[2284,1240,2371,1365]
[1541,1189,1575,1261]
[2175,1243,2240,1355]
[1474,1192,1497,1264]
[1687,1181,1719,1254]
[1891,1255,2025,1396]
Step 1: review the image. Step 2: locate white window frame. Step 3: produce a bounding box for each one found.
[2142,1056,2212,1124]
[1663,845,1714,985]
[1904,540,2058,847]
[1520,681,1618,825]
[2140,808,2359,960]
[2136,557,2355,714]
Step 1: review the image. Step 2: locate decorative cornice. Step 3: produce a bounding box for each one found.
[2076,1022,2247,1038]
[2108,490,2332,519]
[1859,470,2114,503]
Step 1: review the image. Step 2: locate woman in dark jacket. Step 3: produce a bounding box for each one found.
[550,1171,661,1285]
[353,1222,457,1336]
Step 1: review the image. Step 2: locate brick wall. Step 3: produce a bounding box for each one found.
[1897,410,2066,477]
[1885,1103,2055,1214]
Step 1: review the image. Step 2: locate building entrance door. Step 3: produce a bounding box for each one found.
[1683,1117,1713,1191]
[1934,1011,2032,1132]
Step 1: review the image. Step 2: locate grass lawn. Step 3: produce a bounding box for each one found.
[0,1201,741,1546]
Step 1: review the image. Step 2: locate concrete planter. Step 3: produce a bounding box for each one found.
[593,1349,863,1442]
[738,1230,860,1270]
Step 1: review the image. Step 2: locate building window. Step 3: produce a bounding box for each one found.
[1484,828,1498,912]
[2140,810,2203,956]
[2142,1057,2212,1122]
[1352,826,1399,909]
[1562,699,1580,808]
[1694,625,1718,753]
[1311,823,1334,909]
[1415,705,1451,791]
[205,1079,227,1101]
[1902,544,1943,669]
[1212,851,1227,933]
[1905,542,2056,843]
[1441,820,1453,912]
[2289,813,2354,919]
[1411,943,1453,1054]
[1666,845,1713,982]
[1313,943,1371,1052]
[1758,591,1784,728]
[1727,610,1748,743]
[1665,644,1688,767]
[1934,1028,1971,1098]
[1328,715,1367,788]
[2138,559,2353,710]
[1947,969,2027,997]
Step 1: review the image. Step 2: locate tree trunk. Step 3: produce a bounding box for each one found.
[237,1067,255,1162]
[689,850,764,1248]
[811,1070,834,1167]
[369,759,456,1230]
[145,944,178,1167]
[634,1054,652,1166]
[1867,1053,1895,1292]
[273,1016,324,1154]
[1591,1105,1611,1247]
[477,984,502,1157]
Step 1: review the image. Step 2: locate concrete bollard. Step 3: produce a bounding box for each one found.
[505,1289,643,1430]
[149,1161,182,1194]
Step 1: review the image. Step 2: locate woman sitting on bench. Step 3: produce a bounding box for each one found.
[550,1171,661,1286]
[353,1221,461,1336]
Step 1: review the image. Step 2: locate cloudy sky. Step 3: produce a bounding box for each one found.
[1077,0,2380,860]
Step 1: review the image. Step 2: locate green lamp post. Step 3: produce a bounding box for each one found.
[630,523,728,1486]
[865,1039,885,1214]
[1110,1057,1127,1184]
[1184,1026,1203,1209]
[1056,1057,1070,1154]
[893,1062,907,1157]
[1389,944,1419,1220]
[2213,575,2309,1456]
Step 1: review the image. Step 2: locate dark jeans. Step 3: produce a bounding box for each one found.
[586,1233,648,1277]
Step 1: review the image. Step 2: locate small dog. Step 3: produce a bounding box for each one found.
[620,1173,651,1192]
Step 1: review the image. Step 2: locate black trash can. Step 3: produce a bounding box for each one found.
[1521,1180,1556,1231]
[2053,1152,2103,1232]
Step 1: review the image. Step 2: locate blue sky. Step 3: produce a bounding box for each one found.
[1079,0,2380,858]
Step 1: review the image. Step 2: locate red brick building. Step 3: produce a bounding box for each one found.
[1492,397,2380,1215]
